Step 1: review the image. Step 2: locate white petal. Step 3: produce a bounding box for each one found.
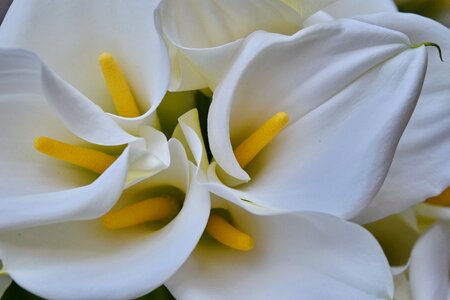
[0,147,130,231]
[167,209,393,299]
[208,19,427,218]
[157,0,301,91]
[351,13,450,223]
[409,223,450,300]
[173,109,209,175]
[0,0,170,123]
[0,140,211,300]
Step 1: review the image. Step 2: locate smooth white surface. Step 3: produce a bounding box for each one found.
[168,210,393,299]
[409,223,450,300]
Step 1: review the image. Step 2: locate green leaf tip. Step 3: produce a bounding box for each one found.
[411,42,444,62]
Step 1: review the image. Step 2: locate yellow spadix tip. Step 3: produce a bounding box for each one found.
[98,52,140,118]
[206,213,254,251]
[425,187,450,206]
[234,112,288,169]
[34,136,116,174]
[101,196,181,230]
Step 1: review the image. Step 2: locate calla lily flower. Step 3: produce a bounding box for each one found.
[166,197,394,299]
[0,139,211,300]
[0,0,170,131]
[0,48,148,230]
[162,109,394,299]
[0,48,171,231]
[157,0,335,91]
[205,18,429,219]
[346,13,450,223]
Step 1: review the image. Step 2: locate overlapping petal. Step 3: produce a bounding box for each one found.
[0,0,169,127]
[0,140,211,300]
[167,205,393,299]
[409,222,450,300]
[0,49,139,230]
[157,0,334,91]
[208,19,428,218]
[352,13,450,223]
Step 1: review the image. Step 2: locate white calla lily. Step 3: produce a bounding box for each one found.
[206,18,428,218]
[0,49,145,230]
[157,0,335,91]
[167,200,393,299]
[0,0,169,130]
[349,13,450,223]
[0,140,211,300]
[0,48,171,230]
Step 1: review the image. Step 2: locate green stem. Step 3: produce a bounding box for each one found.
[411,42,444,62]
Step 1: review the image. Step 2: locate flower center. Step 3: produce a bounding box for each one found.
[34,136,116,174]
[101,196,181,230]
[98,52,141,117]
[206,212,254,251]
[33,52,141,173]
[233,112,288,168]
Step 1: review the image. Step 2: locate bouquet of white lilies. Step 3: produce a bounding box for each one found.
[0,0,449,299]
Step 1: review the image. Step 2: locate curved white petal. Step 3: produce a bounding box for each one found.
[0,140,211,300]
[0,146,130,231]
[208,19,427,218]
[409,223,450,300]
[351,13,450,223]
[157,0,302,91]
[173,109,209,175]
[167,209,393,299]
[125,127,171,187]
[0,49,135,230]
[0,0,170,126]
